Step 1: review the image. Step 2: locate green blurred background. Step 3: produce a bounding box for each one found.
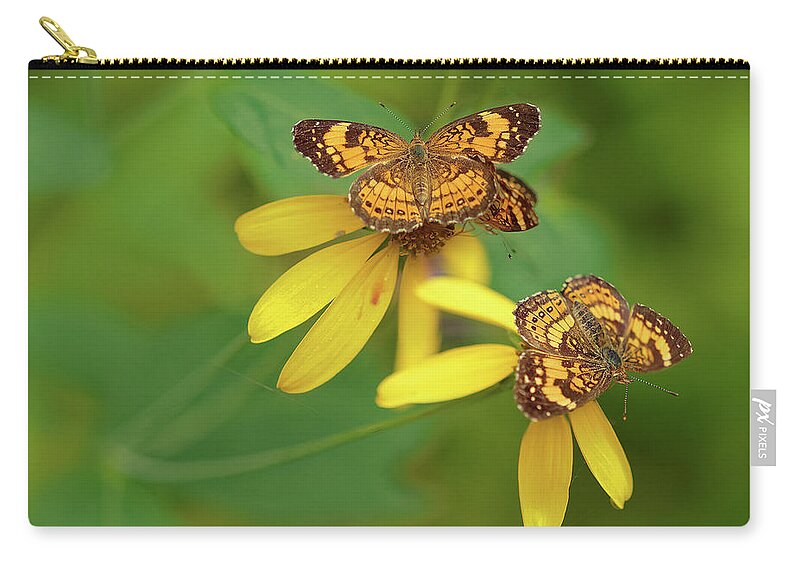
[28,68,748,525]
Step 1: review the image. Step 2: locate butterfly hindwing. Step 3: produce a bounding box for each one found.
[514,351,612,421]
[426,154,498,226]
[481,169,539,232]
[427,104,541,163]
[348,159,424,233]
[292,120,407,178]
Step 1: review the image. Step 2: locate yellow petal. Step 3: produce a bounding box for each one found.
[376,344,517,408]
[439,234,490,285]
[277,243,400,393]
[415,277,517,333]
[248,233,385,343]
[235,195,364,256]
[569,400,633,509]
[518,416,573,526]
[395,255,441,371]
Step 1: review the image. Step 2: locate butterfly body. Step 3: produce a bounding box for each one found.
[513,275,692,421]
[410,140,426,160]
[293,104,541,233]
[407,135,432,207]
[602,346,624,370]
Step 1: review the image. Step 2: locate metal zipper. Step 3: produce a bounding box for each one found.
[31,16,749,70]
[38,17,99,65]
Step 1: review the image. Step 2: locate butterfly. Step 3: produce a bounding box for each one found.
[292,104,541,233]
[512,275,692,421]
[481,169,539,232]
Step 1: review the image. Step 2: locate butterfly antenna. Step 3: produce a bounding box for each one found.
[420,101,457,136]
[378,103,413,135]
[629,375,680,397]
[622,383,629,421]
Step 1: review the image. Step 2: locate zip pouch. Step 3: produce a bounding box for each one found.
[29,17,750,526]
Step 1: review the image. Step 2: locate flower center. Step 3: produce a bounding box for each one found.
[392,222,455,256]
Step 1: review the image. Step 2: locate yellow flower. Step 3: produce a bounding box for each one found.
[235,196,489,393]
[375,276,633,526]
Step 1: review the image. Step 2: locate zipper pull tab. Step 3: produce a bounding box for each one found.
[39,16,99,64]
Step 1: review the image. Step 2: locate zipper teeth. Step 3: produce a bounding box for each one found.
[100,57,748,68]
[30,57,749,69]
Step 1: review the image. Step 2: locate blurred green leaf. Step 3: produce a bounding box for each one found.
[29,84,279,320]
[212,81,411,200]
[28,103,111,194]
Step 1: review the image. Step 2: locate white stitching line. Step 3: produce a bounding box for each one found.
[29,74,750,80]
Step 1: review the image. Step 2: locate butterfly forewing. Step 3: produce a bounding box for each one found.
[514,291,597,357]
[622,303,693,372]
[561,275,631,348]
[427,104,541,163]
[481,169,539,232]
[292,120,407,178]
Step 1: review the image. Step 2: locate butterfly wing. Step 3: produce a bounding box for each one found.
[515,351,613,421]
[426,104,541,163]
[293,120,408,178]
[514,290,598,358]
[480,169,539,232]
[622,304,692,372]
[348,158,423,233]
[425,154,497,226]
[561,275,631,349]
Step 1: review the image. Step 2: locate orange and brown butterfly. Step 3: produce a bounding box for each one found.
[480,169,539,232]
[512,275,692,421]
[292,104,541,233]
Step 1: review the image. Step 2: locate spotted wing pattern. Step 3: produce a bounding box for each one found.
[622,304,693,372]
[427,104,541,162]
[292,120,407,178]
[561,275,631,348]
[480,169,539,232]
[426,154,497,226]
[514,351,612,421]
[514,291,596,358]
[348,159,423,233]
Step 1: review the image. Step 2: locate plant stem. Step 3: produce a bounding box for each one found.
[112,378,512,483]
[114,332,250,449]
